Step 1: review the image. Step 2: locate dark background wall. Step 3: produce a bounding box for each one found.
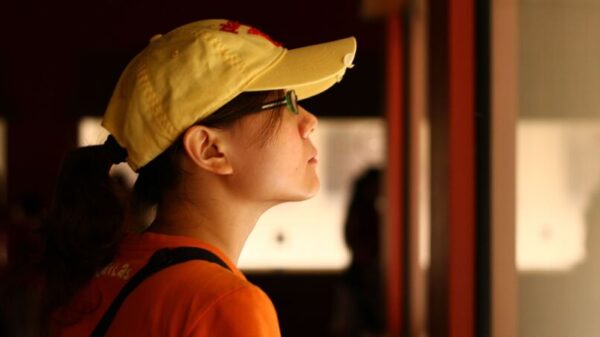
[0,2,386,336]
[0,0,384,210]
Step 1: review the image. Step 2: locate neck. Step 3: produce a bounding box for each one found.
[145,187,272,265]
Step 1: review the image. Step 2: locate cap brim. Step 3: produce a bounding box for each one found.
[245,37,357,100]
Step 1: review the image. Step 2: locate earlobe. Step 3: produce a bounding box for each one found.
[182,126,233,175]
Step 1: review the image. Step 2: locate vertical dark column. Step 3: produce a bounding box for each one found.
[448,0,476,334]
[428,0,479,335]
[385,10,405,337]
[427,0,450,334]
[475,0,491,336]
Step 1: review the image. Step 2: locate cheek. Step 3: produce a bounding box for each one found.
[228,144,280,186]
[235,146,293,182]
[269,143,320,195]
[227,119,319,199]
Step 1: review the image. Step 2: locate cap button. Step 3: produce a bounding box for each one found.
[149,34,163,43]
[343,53,355,69]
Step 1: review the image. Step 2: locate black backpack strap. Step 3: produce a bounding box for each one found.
[90,247,231,337]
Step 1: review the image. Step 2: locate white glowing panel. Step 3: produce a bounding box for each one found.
[78,117,138,187]
[240,118,385,270]
[79,117,386,270]
[517,120,600,271]
[79,117,109,146]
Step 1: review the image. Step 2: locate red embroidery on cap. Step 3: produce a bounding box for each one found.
[248,27,283,47]
[219,21,241,34]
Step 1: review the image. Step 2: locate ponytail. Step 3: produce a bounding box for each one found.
[43,136,127,312]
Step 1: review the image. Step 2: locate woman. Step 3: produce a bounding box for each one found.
[23,19,356,337]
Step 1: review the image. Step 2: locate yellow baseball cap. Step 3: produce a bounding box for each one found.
[102,19,357,171]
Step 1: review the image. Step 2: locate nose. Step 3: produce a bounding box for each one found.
[299,108,318,139]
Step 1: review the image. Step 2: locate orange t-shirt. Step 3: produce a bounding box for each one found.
[51,232,281,337]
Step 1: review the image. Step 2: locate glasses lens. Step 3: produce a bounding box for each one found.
[286,90,298,114]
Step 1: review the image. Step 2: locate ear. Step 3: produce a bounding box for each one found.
[182,125,233,175]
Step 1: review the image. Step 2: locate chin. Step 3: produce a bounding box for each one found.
[279,180,321,203]
[298,179,321,200]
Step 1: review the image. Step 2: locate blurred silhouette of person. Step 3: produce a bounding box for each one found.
[331,168,385,337]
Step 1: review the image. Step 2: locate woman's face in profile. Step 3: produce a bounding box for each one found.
[223,104,320,205]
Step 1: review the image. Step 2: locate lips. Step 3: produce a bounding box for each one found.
[307,142,318,164]
[308,151,318,164]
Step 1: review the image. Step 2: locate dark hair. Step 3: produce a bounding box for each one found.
[1,90,284,337]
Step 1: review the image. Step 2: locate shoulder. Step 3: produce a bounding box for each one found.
[115,260,281,336]
[166,260,276,312]
[145,261,280,336]
[128,259,276,314]
[139,259,251,302]
[185,280,281,337]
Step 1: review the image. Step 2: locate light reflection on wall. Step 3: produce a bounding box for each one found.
[418,118,430,269]
[0,118,5,267]
[517,120,600,271]
[0,118,6,203]
[78,117,386,271]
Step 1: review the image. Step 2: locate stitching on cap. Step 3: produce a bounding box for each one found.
[187,31,249,120]
[136,62,177,136]
[196,31,247,75]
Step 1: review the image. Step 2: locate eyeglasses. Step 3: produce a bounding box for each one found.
[258,90,298,114]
